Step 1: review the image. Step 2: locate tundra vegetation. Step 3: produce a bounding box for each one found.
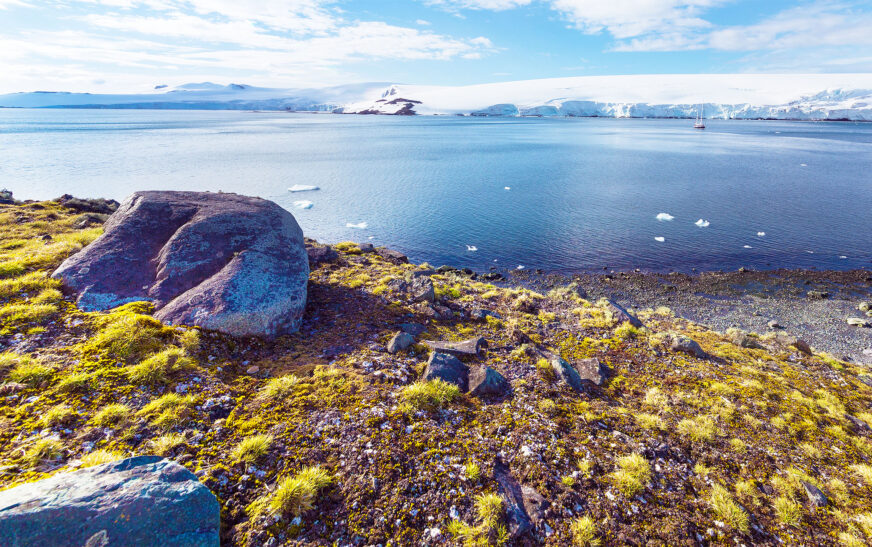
[1,201,871,545]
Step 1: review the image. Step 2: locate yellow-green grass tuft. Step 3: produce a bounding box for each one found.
[126,347,195,385]
[677,415,718,442]
[23,438,64,467]
[773,496,803,527]
[40,404,78,427]
[709,484,749,533]
[80,449,125,468]
[570,515,600,546]
[399,379,460,412]
[610,453,651,497]
[265,466,333,518]
[149,433,186,456]
[56,372,91,393]
[256,374,303,402]
[231,434,274,463]
[93,404,131,427]
[137,393,197,431]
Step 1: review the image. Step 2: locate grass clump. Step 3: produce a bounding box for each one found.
[85,303,174,362]
[231,434,274,463]
[615,321,640,340]
[570,515,600,546]
[447,492,509,546]
[643,386,669,407]
[93,404,131,427]
[850,464,872,485]
[126,347,194,385]
[23,438,64,467]
[399,379,460,413]
[137,393,197,430]
[535,358,556,382]
[773,496,803,527]
[0,302,59,331]
[677,415,718,442]
[635,412,663,430]
[610,453,651,497]
[256,374,302,402]
[464,462,481,481]
[150,433,186,456]
[250,466,333,519]
[5,355,53,386]
[40,404,78,427]
[709,483,749,533]
[56,372,91,393]
[80,449,125,468]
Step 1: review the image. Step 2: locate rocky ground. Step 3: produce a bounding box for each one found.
[2,200,872,546]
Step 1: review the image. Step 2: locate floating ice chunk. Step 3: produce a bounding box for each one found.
[293,200,313,209]
[656,213,674,221]
[368,236,375,240]
[800,163,807,167]
[757,232,766,237]
[654,236,665,242]
[743,245,752,249]
[516,265,525,270]
[806,250,814,254]
[695,219,710,227]
[839,255,848,259]
[346,222,368,229]
[466,245,478,252]
[288,184,319,192]
[504,186,511,190]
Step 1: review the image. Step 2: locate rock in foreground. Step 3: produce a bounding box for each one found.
[52,191,309,337]
[0,456,219,547]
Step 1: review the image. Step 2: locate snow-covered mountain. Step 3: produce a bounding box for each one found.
[3,74,872,121]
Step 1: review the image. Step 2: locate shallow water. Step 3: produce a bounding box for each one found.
[1,109,870,273]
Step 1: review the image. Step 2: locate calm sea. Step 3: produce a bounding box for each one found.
[1,109,870,273]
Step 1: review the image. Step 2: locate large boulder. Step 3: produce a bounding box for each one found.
[0,456,219,547]
[52,191,309,337]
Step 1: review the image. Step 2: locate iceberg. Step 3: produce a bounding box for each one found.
[293,200,313,209]
[654,237,666,242]
[695,219,710,227]
[289,185,319,193]
[757,232,766,237]
[346,222,368,229]
[656,213,675,222]
[466,245,478,252]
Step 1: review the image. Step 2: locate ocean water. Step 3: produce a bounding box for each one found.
[1,108,870,273]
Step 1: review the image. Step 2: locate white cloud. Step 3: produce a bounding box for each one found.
[416,19,431,25]
[426,0,533,11]
[549,0,723,39]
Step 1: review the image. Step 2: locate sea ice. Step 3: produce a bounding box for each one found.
[840,255,848,259]
[800,163,807,167]
[293,200,313,209]
[757,232,766,237]
[346,222,368,229]
[466,245,478,252]
[504,186,511,190]
[656,213,674,221]
[288,184,320,192]
[516,265,525,270]
[743,245,752,248]
[654,237,665,242]
[695,219,710,227]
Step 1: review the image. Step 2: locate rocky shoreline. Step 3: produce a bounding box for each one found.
[1,193,872,546]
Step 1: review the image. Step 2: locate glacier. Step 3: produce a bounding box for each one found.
[2,74,872,121]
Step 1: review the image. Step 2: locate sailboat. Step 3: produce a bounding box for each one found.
[693,104,706,129]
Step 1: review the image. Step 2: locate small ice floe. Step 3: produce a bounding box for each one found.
[654,236,665,242]
[743,245,753,249]
[368,235,375,240]
[656,213,674,221]
[840,255,848,259]
[293,200,313,209]
[695,219,710,227]
[466,245,478,252]
[806,250,814,254]
[288,184,319,192]
[504,186,511,190]
[800,163,807,167]
[757,231,766,237]
[516,265,525,270]
[346,222,368,229]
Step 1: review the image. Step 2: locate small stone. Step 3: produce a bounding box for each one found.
[767,320,783,329]
[847,317,870,327]
[605,299,642,328]
[727,328,764,349]
[387,332,415,354]
[399,323,427,336]
[470,309,501,321]
[668,334,709,359]
[376,247,408,264]
[246,366,260,375]
[551,356,586,393]
[358,242,375,253]
[423,337,488,358]
[807,290,829,300]
[422,352,469,391]
[411,277,435,303]
[801,481,828,508]
[573,357,609,386]
[468,366,510,397]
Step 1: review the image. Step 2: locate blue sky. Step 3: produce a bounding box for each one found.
[1,0,871,93]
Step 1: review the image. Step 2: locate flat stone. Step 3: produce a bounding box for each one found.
[468,366,510,397]
[668,334,709,359]
[807,290,829,300]
[376,248,408,264]
[728,329,764,349]
[470,309,502,321]
[847,317,870,327]
[572,357,609,386]
[801,480,828,508]
[858,302,871,312]
[399,323,427,336]
[551,356,586,393]
[0,456,219,547]
[422,352,469,391]
[246,366,259,375]
[423,337,488,358]
[767,320,783,329]
[307,245,338,264]
[358,242,375,253]
[493,458,533,539]
[53,191,309,337]
[387,332,415,354]
[606,299,642,328]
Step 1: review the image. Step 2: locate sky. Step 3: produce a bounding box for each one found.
[1,0,872,93]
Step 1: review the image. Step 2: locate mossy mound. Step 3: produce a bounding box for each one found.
[1,201,872,546]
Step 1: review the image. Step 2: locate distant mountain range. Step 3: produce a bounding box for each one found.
[2,74,872,121]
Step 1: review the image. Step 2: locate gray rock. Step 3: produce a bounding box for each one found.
[376,248,408,264]
[801,480,828,508]
[0,456,219,547]
[411,277,435,303]
[728,329,764,349]
[387,332,415,354]
[847,317,870,327]
[423,337,488,358]
[468,366,510,397]
[521,486,548,525]
[845,414,871,434]
[422,352,469,391]
[807,290,829,300]
[573,357,609,386]
[551,356,586,393]
[53,191,309,337]
[493,459,533,539]
[606,299,642,328]
[56,194,120,215]
[792,338,813,355]
[668,334,709,359]
[399,323,427,336]
[307,245,338,264]
[767,320,783,329]
[858,302,871,312]
[470,308,502,321]
[358,242,375,253]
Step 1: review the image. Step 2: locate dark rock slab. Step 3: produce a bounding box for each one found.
[399,323,427,336]
[376,248,408,264]
[52,191,309,337]
[470,309,501,321]
[422,352,469,391]
[493,458,534,539]
[573,357,609,386]
[468,366,510,397]
[411,277,435,303]
[845,414,871,434]
[55,194,120,215]
[307,245,338,265]
[387,332,415,354]
[801,480,828,508]
[358,242,375,253]
[423,337,488,358]
[606,299,642,328]
[0,456,219,547]
[551,356,586,393]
